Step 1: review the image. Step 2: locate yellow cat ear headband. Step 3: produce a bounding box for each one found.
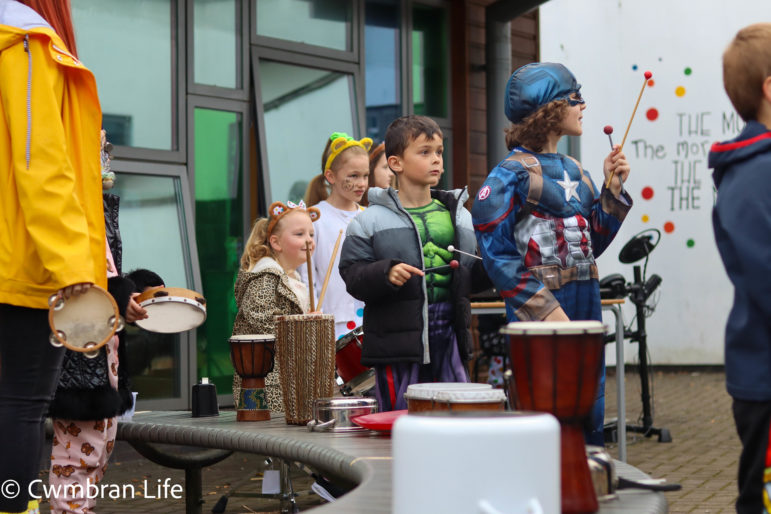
[324,132,373,172]
[267,200,321,236]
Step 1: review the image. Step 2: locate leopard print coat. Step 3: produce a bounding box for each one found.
[232,257,306,413]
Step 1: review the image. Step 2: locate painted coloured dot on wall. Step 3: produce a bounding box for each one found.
[346,321,357,330]
[675,86,686,97]
[663,221,675,233]
[647,79,655,87]
[632,64,638,71]
[646,108,659,121]
[684,67,692,75]
[686,239,695,248]
[641,186,654,200]
[641,214,650,223]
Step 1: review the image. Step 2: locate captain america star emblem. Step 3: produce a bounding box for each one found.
[478,185,491,200]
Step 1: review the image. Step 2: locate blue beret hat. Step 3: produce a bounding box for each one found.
[504,62,581,124]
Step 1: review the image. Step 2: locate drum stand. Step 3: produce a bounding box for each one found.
[604,265,672,444]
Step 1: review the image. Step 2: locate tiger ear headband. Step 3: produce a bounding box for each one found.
[267,200,321,236]
[324,132,373,172]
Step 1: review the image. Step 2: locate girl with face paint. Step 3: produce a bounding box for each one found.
[301,133,372,341]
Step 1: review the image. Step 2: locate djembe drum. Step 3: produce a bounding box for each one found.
[229,334,276,421]
[501,320,605,513]
[275,314,335,425]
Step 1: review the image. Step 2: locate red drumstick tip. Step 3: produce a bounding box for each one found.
[644,71,653,79]
[603,125,614,135]
[449,260,459,269]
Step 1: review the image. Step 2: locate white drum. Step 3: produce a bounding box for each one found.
[403,382,492,413]
[134,287,207,333]
[393,411,560,514]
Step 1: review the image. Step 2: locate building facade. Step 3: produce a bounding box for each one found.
[72,0,541,409]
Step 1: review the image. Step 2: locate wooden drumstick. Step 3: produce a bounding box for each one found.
[317,229,343,312]
[305,245,315,312]
[606,70,652,189]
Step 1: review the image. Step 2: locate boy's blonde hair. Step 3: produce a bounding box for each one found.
[505,99,569,152]
[723,23,771,122]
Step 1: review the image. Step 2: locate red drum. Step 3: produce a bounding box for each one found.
[230,334,275,421]
[335,327,375,396]
[335,327,368,383]
[501,320,605,513]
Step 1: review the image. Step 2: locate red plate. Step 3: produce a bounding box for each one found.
[351,410,408,432]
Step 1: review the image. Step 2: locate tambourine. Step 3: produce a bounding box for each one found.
[48,285,123,359]
[134,286,207,333]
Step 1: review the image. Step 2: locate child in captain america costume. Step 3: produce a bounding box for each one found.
[472,62,633,445]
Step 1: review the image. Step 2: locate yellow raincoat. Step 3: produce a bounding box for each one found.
[0,5,106,309]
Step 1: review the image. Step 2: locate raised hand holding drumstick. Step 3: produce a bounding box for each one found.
[605,70,651,189]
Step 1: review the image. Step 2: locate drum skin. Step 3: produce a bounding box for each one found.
[502,320,605,514]
[48,285,120,354]
[135,286,207,333]
[404,383,495,413]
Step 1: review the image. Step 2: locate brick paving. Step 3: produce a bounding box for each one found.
[604,369,739,513]
[30,369,739,513]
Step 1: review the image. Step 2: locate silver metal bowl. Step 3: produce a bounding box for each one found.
[307,397,378,432]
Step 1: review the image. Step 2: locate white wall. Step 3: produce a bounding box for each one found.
[539,0,770,364]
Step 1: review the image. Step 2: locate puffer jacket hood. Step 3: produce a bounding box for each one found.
[709,120,771,188]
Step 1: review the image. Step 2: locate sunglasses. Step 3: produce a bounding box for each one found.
[567,92,585,106]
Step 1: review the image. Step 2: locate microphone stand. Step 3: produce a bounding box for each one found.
[618,265,672,443]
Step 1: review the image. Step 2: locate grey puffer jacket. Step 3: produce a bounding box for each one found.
[339,187,489,366]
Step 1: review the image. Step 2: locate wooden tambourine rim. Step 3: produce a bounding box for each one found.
[135,286,207,306]
[48,284,120,354]
[134,286,207,333]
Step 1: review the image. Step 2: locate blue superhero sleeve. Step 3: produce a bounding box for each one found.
[471,165,560,321]
[581,169,633,258]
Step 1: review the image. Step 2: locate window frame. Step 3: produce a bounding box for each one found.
[187,0,250,100]
[250,48,363,207]
[109,0,187,164]
[250,0,361,64]
[108,158,203,410]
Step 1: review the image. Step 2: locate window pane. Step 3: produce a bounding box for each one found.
[259,60,355,204]
[111,175,190,288]
[365,0,400,141]
[256,0,352,52]
[111,173,192,400]
[73,0,173,149]
[194,0,238,88]
[194,108,243,392]
[412,4,448,118]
